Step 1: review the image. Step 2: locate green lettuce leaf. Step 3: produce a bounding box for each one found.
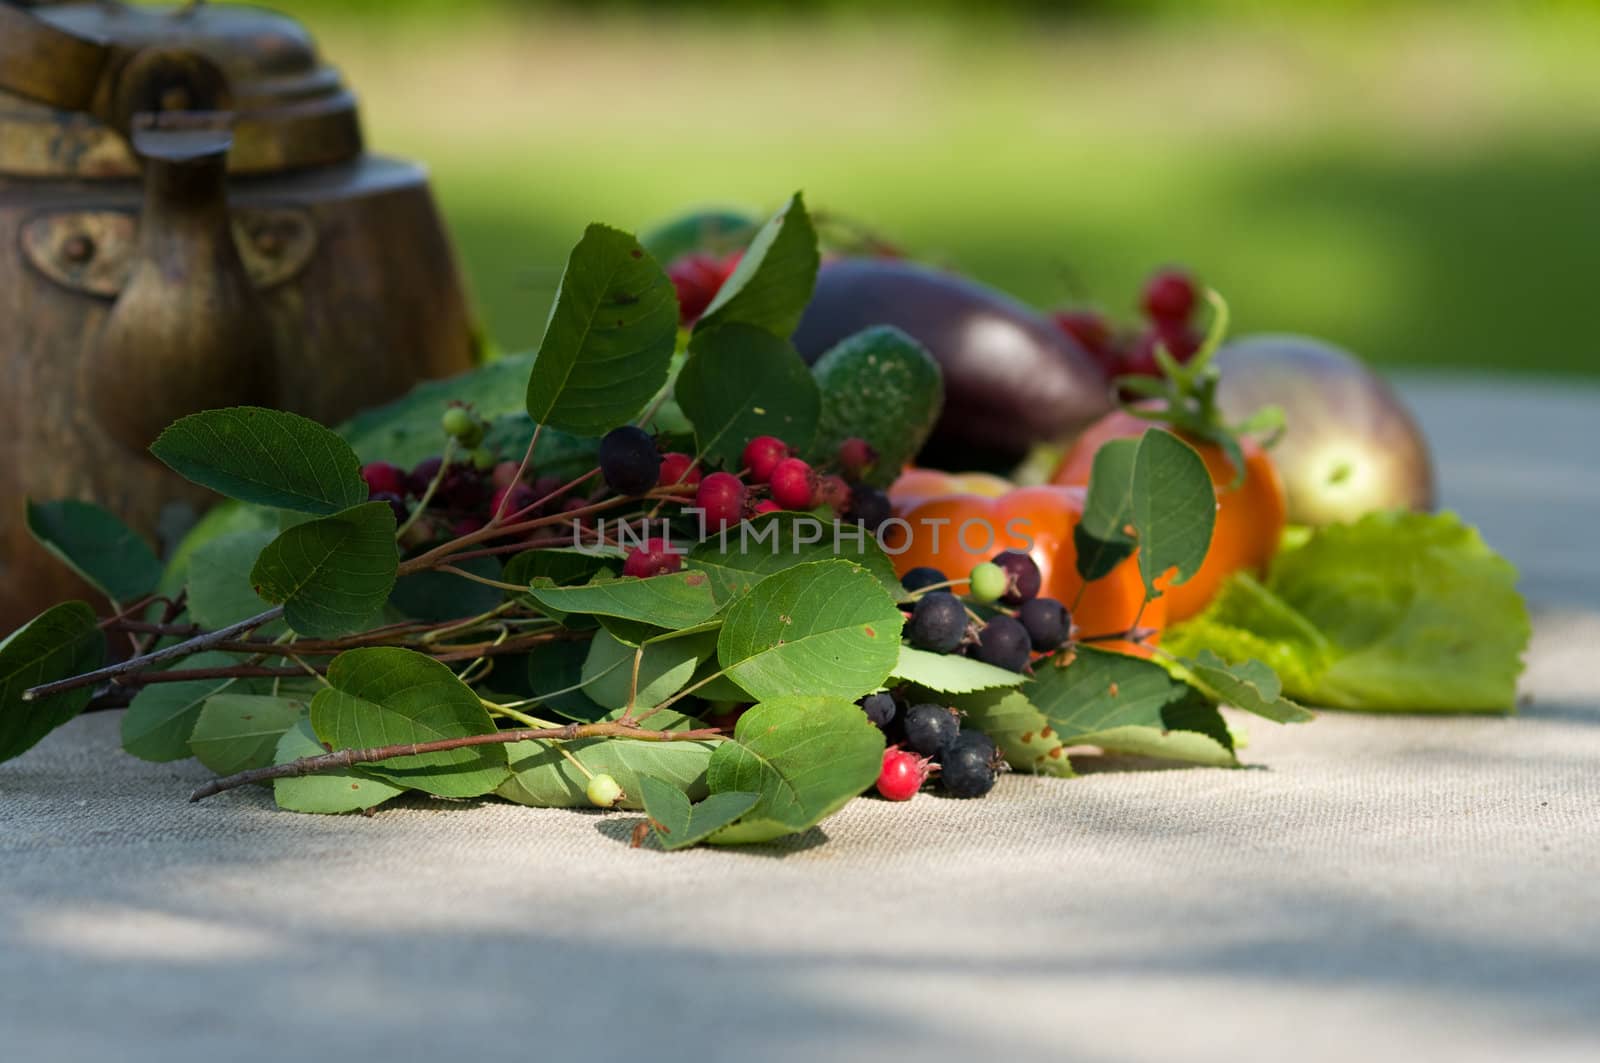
[1166,511,1528,713]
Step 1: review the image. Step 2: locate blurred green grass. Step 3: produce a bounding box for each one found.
[291,5,1600,374]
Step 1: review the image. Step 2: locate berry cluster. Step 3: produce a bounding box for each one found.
[594,427,893,577]
[1052,266,1206,386]
[866,698,1003,801]
[861,554,1078,803]
[361,404,595,549]
[667,250,743,327]
[901,552,1070,672]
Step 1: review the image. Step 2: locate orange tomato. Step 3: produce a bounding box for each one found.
[1052,410,1286,622]
[882,474,1163,653]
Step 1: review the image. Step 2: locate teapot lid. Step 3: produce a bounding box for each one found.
[0,2,362,178]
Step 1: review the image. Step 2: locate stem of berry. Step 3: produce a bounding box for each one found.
[188,720,727,801]
[395,436,457,541]
[489,423,543,526]
[22,604,287,701]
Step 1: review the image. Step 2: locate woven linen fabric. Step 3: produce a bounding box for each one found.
[1,377,1597,1062]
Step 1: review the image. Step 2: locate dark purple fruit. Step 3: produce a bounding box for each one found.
[940,732,1000,798]
[991,549,1041,605]
[1017,598,1070,652]
[903,703,961,758]
[792,258,1112,470]
[900,566,948,594]
[598,426,662,497]
[974,615,1032,672]
[907,591,967,654]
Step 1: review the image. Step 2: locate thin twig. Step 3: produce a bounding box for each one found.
[189,721,726,801]
[23,605,286,701]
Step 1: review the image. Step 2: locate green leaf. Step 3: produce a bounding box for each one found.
[1025,646,1236,766]
[677,323,821,467]
[696,192,819,338]
[190,693,307,777]
[950,687,1074,777]
[1166,511,1529,712]
[706,696,885,845]
[25,499,162,604]
[184,528,286,635]
[717,560,902,703]
[524,640,609,722]
[0,602,104,764]
[807,326,944,487]
[1180,651,1314,723]
[686,511,901,603]
[1131,430,1217,599]
[640,207,756,263]
[497,708,716,809]
[891,645,1028,695]
[249,502,398,638]
[1074,438,1139,582]
[338,354,528,462]
[273,718,405,814]
[120,650,240,762]
[525,224,678,435]
[639,776,760,851]
[581,627,717,711]
[502,548,608,591]
[388,556,504,622]
[310,648,507,798]
[525,571,720,630]
[150,407,366,515]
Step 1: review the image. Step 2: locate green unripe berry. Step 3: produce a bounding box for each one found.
[441,406,475,440]
[469,446,495,471]
[585,773,625,808]
[968,561,1007,604]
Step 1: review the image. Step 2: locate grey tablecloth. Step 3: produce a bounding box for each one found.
[3,375,1598,1063]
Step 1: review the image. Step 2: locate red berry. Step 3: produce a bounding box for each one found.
[815,474,852,515]
[718,250,744,281]
[362,461,407,498]
[668,252,726,327]
[836,437,878,482]
[658,452,702,489]
[622,538,683,578]
[740,435,790,484]
[695,472,748,531]
[752,499,781,515]
[490,483,537,520]
[530,474,564,502]
[490,460,522,492]
[1141,268,1199,324]
[876,747,931,801]
[768,457,817,510]
[1121,328,1164,379]
[1052,309,1113,357]
[1154,318,1203,363]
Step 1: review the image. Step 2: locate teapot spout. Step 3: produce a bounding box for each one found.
[89,111,276,452]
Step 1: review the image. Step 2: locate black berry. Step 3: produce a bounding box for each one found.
[407,456,444,498]
[991,549,1041,605]
[370,491,407,523]
[437,464,486,511]
[940,732,1000,798]
[844,485,892,531]
[907,591,967,653]
[903,703,960,758]
[598,426,661,496]
[975,615,1032,672]
[1018,598,1071,652]
[900,566,948,594]
[858,692,897,729]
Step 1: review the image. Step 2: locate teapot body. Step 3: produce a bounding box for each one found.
[0,155,477,631]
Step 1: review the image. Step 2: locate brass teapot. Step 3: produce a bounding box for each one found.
[0,1,479,631]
